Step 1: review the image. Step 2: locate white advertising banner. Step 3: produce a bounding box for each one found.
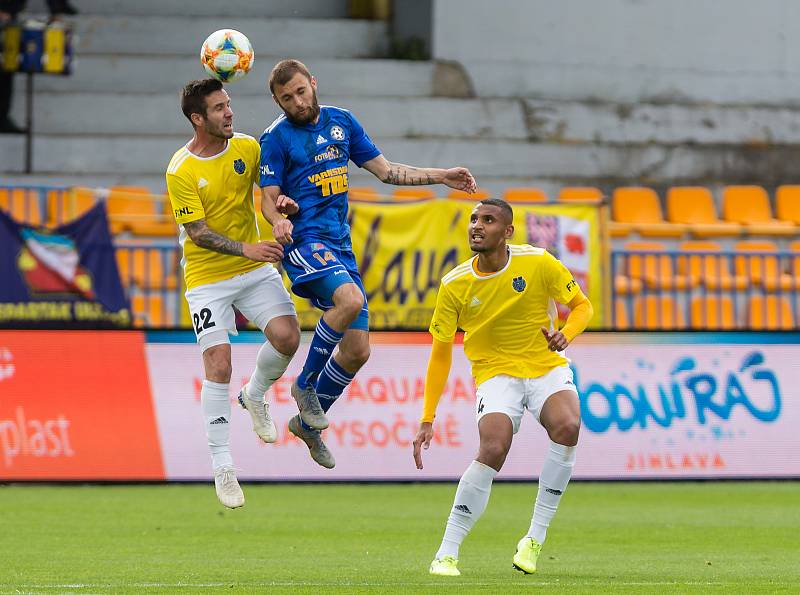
[145,332,800,480]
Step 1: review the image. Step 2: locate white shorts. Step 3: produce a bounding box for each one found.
[184,265,296,351]
[475,366,578,434]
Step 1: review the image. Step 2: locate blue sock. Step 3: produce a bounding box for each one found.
[300,357,355,432]
[297,318,342,390]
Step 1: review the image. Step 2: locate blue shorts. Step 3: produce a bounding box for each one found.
[283,241,369,331]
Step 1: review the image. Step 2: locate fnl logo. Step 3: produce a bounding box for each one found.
[0,348,14,382]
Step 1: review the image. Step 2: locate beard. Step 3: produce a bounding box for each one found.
[284,90,320,125]
[206,120,233,140]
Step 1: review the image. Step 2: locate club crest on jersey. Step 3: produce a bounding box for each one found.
[330,125,345,141]
[512,276,526,292]
[233,159,246,174]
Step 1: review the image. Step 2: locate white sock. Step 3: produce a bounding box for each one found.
[435,460,497,559]
[246,340,291,403]
[201,379,233,471]
[527,441,576,544]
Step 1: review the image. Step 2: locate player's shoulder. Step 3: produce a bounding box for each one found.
[232,132,257,145]
[259,113,288,141]
[166,145,193,176]
[320,104,351,117]
[510,243,549,258]
[440,257,476,287]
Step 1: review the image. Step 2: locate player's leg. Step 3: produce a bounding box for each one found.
[431,376,523,576]
[234,267,300,442]
[515,366,580,573]
[188,280,243,508]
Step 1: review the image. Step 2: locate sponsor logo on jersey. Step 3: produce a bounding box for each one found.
[260,163,275,176]
[314,144,341,163]
[233,159,246,174]
[308,166,349,197]
[330,125,345,141]
[470,296,481,307]
[197,177,209,189]
[566,278,577,292]
[174,206,194,217]
[316,134,327,145]
[512,276,526,292]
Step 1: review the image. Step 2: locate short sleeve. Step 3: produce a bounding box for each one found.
[166,172,204,225]
[347,111,381,167]
[429,283,459,343]
[259,130,286,187]
[541,250,581,305]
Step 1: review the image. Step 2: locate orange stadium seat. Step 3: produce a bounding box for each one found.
[624,241,689,290]
[722,185,795,236]
[614,298,630,329]
[130,195,177,237]
[633,296,686,330]
[690,296,736,330]
[775,185,800,225]
[747,295,794,330]
[116,248,177,290]
[392,187,437,201]
[349,186,381,201]
[558,187,603,203]
[734,240,792,292]
[46,187,96,226]
[0,188,42,226]
[131,294,167,328]
[666,187,741,237]
[503,187,548,202]
[676,241,746,291]
[791,241,800,290]
[611,187,685,238]
[107,186,159,234]
[447,188,492,200]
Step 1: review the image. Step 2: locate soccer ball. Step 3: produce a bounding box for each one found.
[200,29,254,83]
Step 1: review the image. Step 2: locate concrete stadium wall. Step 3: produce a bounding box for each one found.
[433,0,800,105]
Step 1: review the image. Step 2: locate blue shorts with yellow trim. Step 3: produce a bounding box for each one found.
[283,241,369,331]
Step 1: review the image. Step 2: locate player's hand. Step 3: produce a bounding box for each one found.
[276,194,299,216]
[273,218,294,245]
[243,241,284,263]
[541,327,569,351]
[442,167,477,194]
[412,421,434,470]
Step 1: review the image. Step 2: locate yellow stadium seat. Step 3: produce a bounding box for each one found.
[633,296,686,330]
[107,186,159,234]
[0,188,43,226]
[624,241,689,290]
[676,241,747,291]
[747,295,794,330]
[558,187,603,203]
[503,187,548,202]
[666,187,741,237]
[722,185,795,236]
[392,187,437,200]
[447,188,492,200]
[612,187,685,238]
[734,240,792,292]
[775,185,800,225]
[349,186,381,201]
[690,296,736,330]
[47,187,96,226]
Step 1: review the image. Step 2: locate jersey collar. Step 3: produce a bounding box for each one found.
[470,247,512,279]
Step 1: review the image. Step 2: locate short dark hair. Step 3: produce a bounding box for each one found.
[269,59,312,94]
[181,78,223,125]
[478,198,513,224]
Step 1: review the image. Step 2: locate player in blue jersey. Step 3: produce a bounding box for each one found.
[259,59,477,468]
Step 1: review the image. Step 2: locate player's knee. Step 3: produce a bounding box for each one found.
[269,322,300,356]
[478,439,510,470]
[550,416,581,447]
[203,347,232,383]
[334,284,364,321]
[340,342,370,370]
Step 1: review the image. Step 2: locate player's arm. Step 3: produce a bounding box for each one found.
[413,338,454,470]
[360,154,477,193]
[259,185,297,245]
[541,290,594,351]
[183,219,284,262]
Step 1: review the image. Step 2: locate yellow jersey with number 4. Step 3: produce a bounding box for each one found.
[429,244,581,385]
[166,133,264,290]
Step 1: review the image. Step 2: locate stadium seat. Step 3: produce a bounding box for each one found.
[791,241,800,290]
[392,187,437,201]
[611,187,686,238]
[614,274,643,295]
[447,188,492,200]
[614,298,630,329]
[349,186,381,201]
[502,187,548,202]
[721,185,795,236]
[690,296,736,330]
[666,187,741,237]
[107,186,159,235]
[46,187,96,226]
[734,240,792,292]
[129,195,177,237]
[676,241,747,291]
[131,293,167,328]
[633,296,686,329]
[116,248,177,290]
[747,295,794,330]
[557,187,603,203]
[624,241,689,290]
[775,185,800,225]
[0,188,43,226]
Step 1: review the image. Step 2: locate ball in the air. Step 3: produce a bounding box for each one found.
[200,29,254,83]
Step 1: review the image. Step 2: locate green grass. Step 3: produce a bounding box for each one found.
[0,482,798,593]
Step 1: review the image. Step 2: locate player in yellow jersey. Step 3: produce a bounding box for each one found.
[166,79,301,509]
[413,198,594,576]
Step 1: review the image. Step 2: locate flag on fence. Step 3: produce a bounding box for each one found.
[0,202,130,326]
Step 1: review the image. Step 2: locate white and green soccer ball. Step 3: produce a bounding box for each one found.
[200,29,254,83]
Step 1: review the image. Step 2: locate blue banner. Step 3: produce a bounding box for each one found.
[0,202,130,326]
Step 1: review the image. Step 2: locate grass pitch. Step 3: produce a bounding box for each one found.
[0,482,798,593]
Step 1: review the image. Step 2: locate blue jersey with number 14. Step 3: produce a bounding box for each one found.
[258,105,381,248]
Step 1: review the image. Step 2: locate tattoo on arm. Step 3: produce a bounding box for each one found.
[183,219,243,256]
[385,163,435,186]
